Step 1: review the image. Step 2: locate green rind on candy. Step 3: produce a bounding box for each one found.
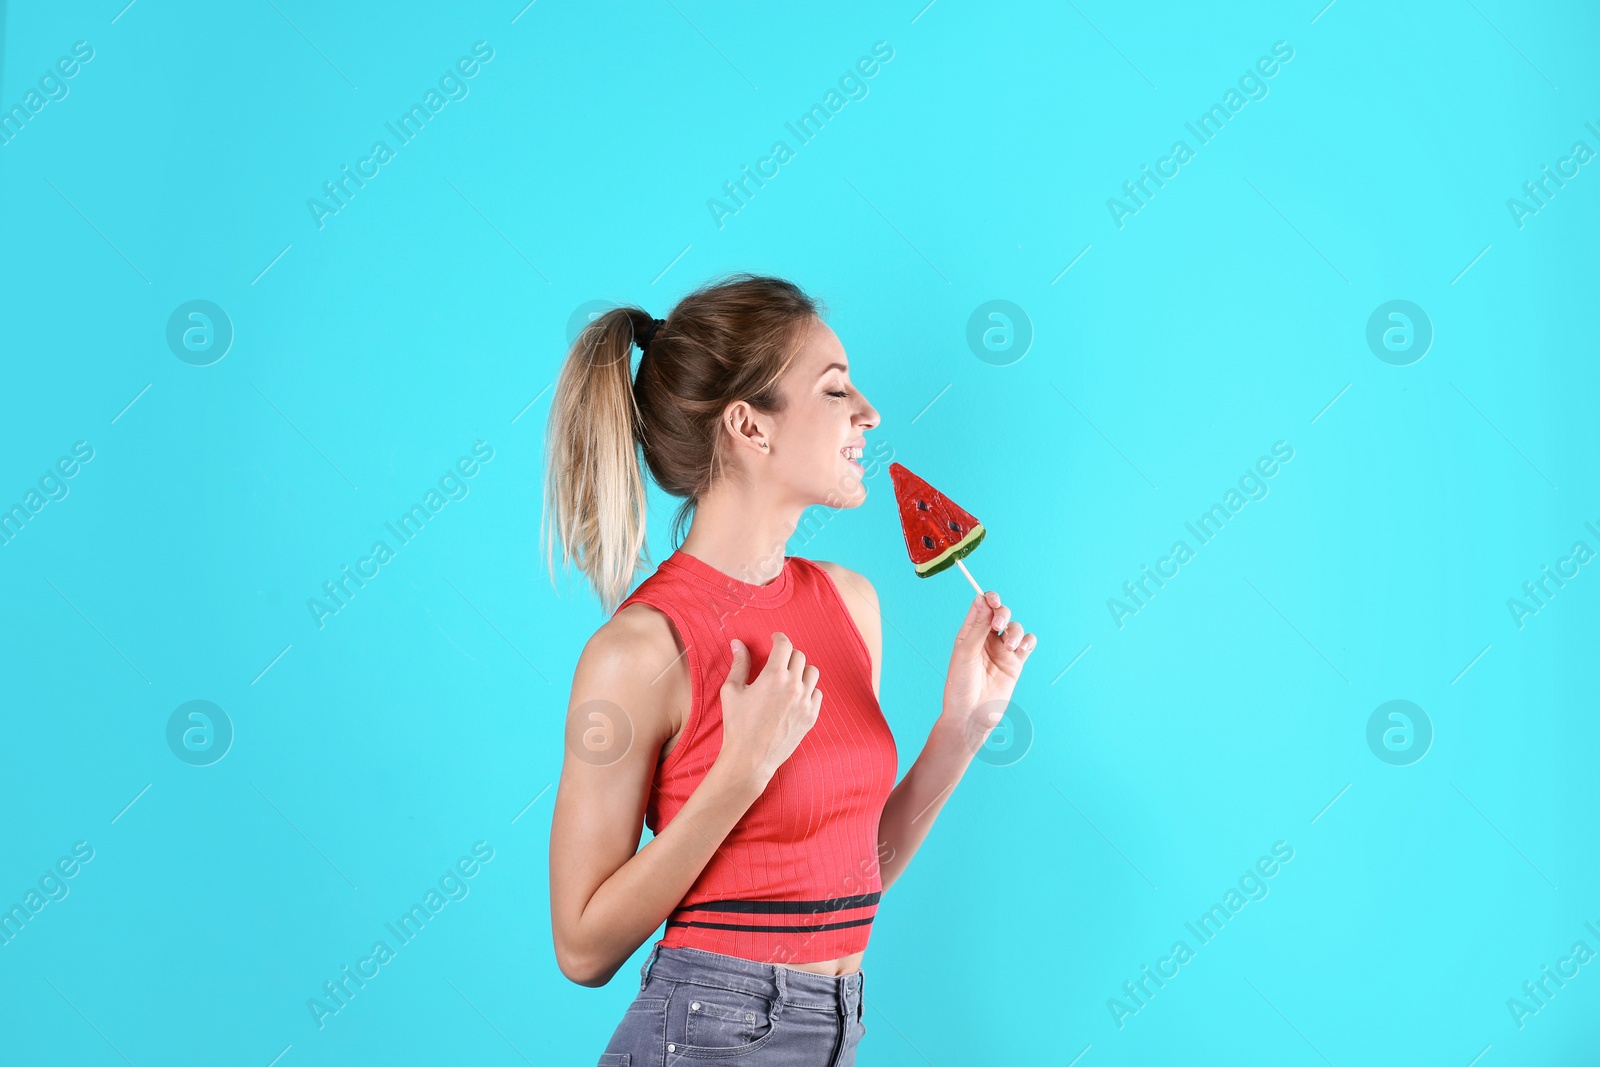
[914,524,985,578]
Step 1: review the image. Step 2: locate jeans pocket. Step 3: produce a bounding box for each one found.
[673,984,778,1055]
[597,1056,630,1066]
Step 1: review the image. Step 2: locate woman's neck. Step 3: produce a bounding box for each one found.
[677,483,802,586]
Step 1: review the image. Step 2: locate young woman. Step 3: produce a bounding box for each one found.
[543,274,1038,1066]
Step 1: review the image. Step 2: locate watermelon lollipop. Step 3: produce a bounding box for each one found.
[889,463,988,591]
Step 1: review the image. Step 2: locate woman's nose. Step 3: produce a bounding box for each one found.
[858,396,880,429]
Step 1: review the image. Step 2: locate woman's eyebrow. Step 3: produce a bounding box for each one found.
[815,361,849,379]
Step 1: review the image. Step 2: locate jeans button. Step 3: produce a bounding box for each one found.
[745,1013,754,1023]
[691,1002,701,1011]
[667,1044,676,1053]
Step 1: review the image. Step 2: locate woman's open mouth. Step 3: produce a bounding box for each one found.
[840,444,864,471]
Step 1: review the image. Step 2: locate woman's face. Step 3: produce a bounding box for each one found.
[761,318,881,509]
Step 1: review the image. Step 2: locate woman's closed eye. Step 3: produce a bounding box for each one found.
[827,390,850,400]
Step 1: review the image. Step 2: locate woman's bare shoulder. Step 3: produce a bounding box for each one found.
[811,560,880,616]
[576,602,684,688]
[568,603,690,751]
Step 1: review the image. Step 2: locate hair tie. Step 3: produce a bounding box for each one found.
[637,318,665,354]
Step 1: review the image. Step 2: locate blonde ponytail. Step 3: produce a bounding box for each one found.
[542,309,653,614]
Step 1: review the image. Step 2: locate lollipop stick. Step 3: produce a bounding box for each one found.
[955,558,1007,634]
[954,558,985,598]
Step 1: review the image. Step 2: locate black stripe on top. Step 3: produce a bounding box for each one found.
[674,892,881,916]
[666,916,876,934]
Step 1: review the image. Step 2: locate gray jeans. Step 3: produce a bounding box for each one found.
[597,942,867,1066]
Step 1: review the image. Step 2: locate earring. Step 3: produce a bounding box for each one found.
[761,442,769,451]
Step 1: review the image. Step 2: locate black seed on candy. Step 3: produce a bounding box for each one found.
[921,535,935,549]
[916,499,929,511]
[948,520,961,532]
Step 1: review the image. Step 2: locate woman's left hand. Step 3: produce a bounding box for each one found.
[940,589,1037,745]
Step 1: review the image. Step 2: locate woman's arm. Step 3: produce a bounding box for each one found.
[821,563,1035,893]
[548,606,765,987]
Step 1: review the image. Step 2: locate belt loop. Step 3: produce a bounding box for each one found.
[770,962,788,1022]
[640,940,661,991]
[826,975,850,1067]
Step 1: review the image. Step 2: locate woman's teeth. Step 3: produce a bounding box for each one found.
[841,446,862,460]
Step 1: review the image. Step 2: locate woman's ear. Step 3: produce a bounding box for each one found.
[723,402,769,455]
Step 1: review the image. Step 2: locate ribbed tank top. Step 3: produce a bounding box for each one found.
[613,549,900,964]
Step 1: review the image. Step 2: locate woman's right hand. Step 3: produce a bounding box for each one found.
[716,632,822,788]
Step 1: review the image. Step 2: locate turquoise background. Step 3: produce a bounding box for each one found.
[2,0,1597,1063]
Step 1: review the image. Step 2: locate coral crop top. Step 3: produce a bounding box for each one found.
[613,549,900,964]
